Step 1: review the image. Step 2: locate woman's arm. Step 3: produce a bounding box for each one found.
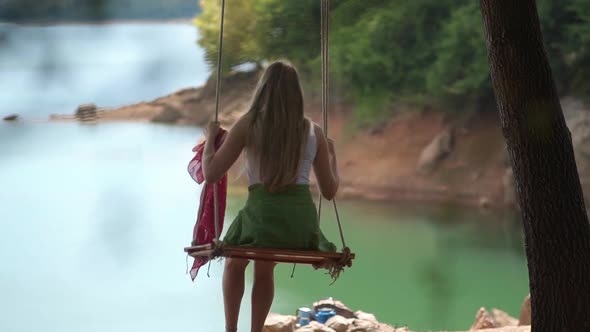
[312,124,340,200]
[202,116,248,183]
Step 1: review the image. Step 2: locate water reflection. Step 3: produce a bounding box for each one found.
[416,230,454,328]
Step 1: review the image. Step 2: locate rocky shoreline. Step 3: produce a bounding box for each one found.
[38,69,590,210]
[264,296,532,332]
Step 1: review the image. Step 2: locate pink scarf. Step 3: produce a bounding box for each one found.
[187,129,228,281]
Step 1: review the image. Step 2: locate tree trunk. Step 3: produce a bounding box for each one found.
[479,1,590,331]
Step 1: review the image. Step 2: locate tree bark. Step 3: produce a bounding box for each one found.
[479,1,590,331]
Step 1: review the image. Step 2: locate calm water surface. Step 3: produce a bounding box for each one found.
[0,23,528,332]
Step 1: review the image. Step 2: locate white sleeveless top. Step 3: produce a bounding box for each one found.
[246,122,317,185]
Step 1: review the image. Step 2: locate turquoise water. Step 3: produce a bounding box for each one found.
[0,121,528,332]
[0,23,529,332]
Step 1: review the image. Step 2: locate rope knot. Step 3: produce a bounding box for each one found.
[210,239,225,260]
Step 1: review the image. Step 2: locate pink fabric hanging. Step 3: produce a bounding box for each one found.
[187,129,228,281]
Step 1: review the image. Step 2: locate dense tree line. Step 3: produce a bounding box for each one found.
[0,0,201,21]
[196,0,590,124]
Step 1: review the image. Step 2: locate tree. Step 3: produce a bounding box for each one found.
[479,0,590,330]
[195,0,268,73]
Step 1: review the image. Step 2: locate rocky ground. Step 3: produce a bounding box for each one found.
[39,69,590,210]
[263,296,532,332]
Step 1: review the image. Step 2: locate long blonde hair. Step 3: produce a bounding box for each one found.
[246,60,309,193]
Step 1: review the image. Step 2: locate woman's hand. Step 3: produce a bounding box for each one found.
[205,121,221,140]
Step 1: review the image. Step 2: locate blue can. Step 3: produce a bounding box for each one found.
[296,307,313,326]
[314,308,336,324]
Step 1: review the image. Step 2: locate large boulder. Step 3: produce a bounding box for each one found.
[417,127,455,174]
[313,299,355,319]
[264,313,296,332]
[518,294,531,326]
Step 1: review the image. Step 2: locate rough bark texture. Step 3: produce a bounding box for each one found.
[479,1,590,331]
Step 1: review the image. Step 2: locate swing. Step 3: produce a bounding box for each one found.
[184,0,355,280]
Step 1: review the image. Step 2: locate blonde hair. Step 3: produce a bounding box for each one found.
[246,60,309,193]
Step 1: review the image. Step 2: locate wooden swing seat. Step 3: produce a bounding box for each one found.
[184,243,355,266]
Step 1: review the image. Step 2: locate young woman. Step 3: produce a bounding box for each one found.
[201,60,339,332]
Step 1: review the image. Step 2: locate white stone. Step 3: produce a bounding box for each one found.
[326,315,350,332]
[263,313,296,332]
[354,311,378,324]
[491,308,518,327]
[347,318,377,332]
[470,307,497,330]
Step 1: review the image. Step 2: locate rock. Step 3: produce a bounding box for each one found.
[478,196,491,209]
[368,123,386,136]
[313,298,355,319]
[354,311,378,324]
[390,327,412,332]
[75,103,98,122]
[263,313,296,332]
[375,322,398,332]
[518,294,531,326]
[151,105,182,124]
[563,97,590,170]
[417,127,455,174]
[347,319,377,332]
[491,308,519,327]
[472,328,530,332]
[470,307,497,330]
[325,316,349,332]
[296,321,335,332]
[562,96,586,122]
[3,114,18,121]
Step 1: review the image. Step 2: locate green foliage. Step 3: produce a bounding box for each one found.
[195,0,266,73]
[426,2,489,103]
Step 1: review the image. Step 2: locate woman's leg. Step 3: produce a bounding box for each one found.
[250,261,277,332]
[223,258,250,332]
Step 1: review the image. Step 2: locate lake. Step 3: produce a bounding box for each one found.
[0,22,529,332]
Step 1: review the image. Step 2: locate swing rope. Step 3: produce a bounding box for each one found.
[193,0,352,280]
[212,0,226,241]
[318,0,347,251]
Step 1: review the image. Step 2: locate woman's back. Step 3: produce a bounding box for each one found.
[246,120,317,187]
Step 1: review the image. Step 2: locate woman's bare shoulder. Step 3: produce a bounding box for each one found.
[308,119,324,137]
[231,112,253,132]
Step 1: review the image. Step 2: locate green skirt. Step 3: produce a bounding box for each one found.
[222,184,336,252]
